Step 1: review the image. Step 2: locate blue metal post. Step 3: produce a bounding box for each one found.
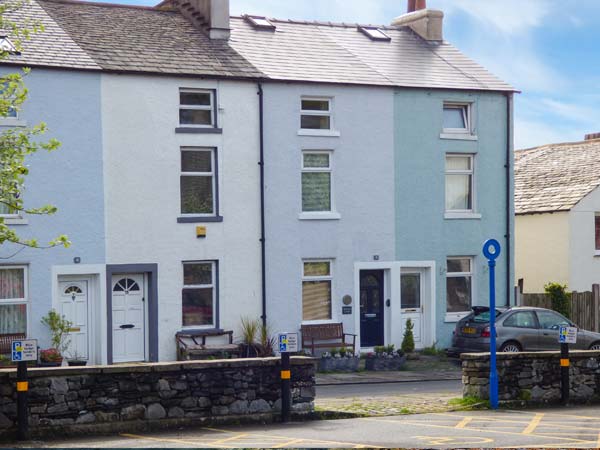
[483,239,501,410]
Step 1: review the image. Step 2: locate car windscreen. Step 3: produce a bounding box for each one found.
[472,310,503,323]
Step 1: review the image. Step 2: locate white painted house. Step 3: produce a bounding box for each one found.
[515,135,600,293]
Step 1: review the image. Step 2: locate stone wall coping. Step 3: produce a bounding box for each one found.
[0,356,318,378]
[461,350,600,361]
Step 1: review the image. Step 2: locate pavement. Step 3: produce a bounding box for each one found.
[316,368,461,385]
[17,406,600,448]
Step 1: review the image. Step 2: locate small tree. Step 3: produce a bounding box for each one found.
[545,282,570,319]
[40,310,72,356]
[401,318,415,353]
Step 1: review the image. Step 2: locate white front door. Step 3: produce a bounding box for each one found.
[400,272,424,349]
[111,274,146,363]
[59,280,89,360]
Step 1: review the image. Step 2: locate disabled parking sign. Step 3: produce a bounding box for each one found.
[559,326,577,344]
[11,339,38,362]
[278,333,298,353]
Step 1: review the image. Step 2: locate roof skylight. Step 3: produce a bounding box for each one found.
[245,15,276,30]
[359,27,391,41]
[0,36,18,54]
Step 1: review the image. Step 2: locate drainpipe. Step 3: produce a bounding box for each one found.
[258,82,267,326]
[505,93,513,307]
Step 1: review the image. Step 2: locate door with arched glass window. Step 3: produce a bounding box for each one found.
[360,270,384,347]
[111,274,145,363]
[59,281,89,360]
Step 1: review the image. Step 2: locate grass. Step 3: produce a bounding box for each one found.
[448,396,490,410]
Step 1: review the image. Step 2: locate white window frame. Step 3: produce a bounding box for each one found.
[301,259,335,324]
[442,102,471,134]
[182,261,216,329]
[180,147,217,217]
[299,97,340,137]
[299,150,340,220]
[595,213,600,256]
[445,257,473,322]
[445,154,480,219]
[179,88,215,128]
[0,265,29,336]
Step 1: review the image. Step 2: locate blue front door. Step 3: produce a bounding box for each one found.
[360,270,384,347]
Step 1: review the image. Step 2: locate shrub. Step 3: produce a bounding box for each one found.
[544,282,570,319]
[40,310,72,356]
[401,319,415,353]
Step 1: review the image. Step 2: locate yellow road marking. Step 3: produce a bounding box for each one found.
[210,433,250,444]
[523,413,545,434]
[272,438,305,448]
[455,417,473,428]
[362,417,595,445]
[415,435,494,446]
[120,433,235,448]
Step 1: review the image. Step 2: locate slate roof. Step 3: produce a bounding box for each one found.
[3,0,262,78]
[515,139,600,215]
[229,17,516,91]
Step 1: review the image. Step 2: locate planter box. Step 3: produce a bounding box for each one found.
[318,357,360,372]
[365,355,407,371]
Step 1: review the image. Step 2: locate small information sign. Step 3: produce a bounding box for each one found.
[11,339,38,362]
[559,326,577,344]
[342,306,352,315]
[278,333,298,353]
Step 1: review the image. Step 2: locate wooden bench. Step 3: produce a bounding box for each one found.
[301,323,356,355]
[176,329,240,360]
[0,333,26,355]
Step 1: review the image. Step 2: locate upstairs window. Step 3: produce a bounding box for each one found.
[301,98,332,131]
[443,103,471,133]
[302,152,332,213]
[179,89,215,127]
[595,214,600,252]
[359,27,391,41]
[446,154,474,212]
[0,36,17,54]
[180,147,216,216]
[245,15,275,30]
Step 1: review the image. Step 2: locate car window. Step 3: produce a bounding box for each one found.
[503,311,537,329]
[536,310,570,330]
[471,309,504,323]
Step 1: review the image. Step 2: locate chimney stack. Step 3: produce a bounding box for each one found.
[393,0,443,41]
[156,0,230,40]
[585,133,600,141]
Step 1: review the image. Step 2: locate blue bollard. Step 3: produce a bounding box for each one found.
[483,239,501,410]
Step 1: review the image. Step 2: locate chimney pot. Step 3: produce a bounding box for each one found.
[407,0,426,13]
[585,133,600,141]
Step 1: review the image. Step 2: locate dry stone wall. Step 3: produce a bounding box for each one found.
[0,357,316,439]
[462,351,600,404]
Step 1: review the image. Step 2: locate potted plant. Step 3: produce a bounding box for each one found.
[319,347,360,372]
[66,350,87,366]
[40,310,72,366]
[401,318,419,360]
[364,344,407,371]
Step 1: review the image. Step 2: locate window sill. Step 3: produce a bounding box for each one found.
[297,129,341,137]
[444,212,482,220]
[2,216,28,225]
[445,312,470,323]
[175,127,223,134]
[595,250,600,257]
[177,216,223,223]
[440,132,478,141]
[299,212,341,221]
[0,118,27,128]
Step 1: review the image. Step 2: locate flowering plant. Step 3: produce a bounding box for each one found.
[366,345,405,359]
[40,348,62,362]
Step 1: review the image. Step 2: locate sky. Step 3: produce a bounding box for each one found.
[85,0,600,150]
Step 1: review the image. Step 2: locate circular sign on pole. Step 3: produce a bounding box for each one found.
[483,239,501,261]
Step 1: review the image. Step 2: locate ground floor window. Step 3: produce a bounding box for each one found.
[0,266,27,336]
[446,257,472,313]
[182,261,216,327]
[302,260,332,321]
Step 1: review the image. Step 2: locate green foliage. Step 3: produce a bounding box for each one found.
[258,321,276,357]
[421,342,445,356]
[40,310,72,356]
[544,282,571,319]
[240,316,258,345]
[338,346,347,357]
[448,396,489,409]
[239,317,276,357]
[401,319,415,353]
[385,344,395,354]
[0,1,68,249]
[373,345,385,355]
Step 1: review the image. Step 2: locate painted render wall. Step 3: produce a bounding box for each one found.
[0,67,105,345]
[101,74,261,361]
[394,89,513,347]
[262,83,396,339]
[569,187,600,291]
[515,212,569,293]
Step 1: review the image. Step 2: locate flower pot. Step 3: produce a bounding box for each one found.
[67,359,87,367]
[39,358,63,367]
[365,355,407,371]
[319,357,360,372]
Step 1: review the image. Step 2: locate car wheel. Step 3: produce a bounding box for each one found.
[500,341,521,352]
[589,342,600,351]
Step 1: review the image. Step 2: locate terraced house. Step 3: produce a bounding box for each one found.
[0,0,515,363]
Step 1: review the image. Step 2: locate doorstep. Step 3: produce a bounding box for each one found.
[316,369,461,386]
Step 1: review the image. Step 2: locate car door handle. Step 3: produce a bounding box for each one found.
[120,324,135,329]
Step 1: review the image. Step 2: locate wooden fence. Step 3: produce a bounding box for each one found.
[521,285,600,332]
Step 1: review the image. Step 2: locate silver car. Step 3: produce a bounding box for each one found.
[447,306,600,355]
